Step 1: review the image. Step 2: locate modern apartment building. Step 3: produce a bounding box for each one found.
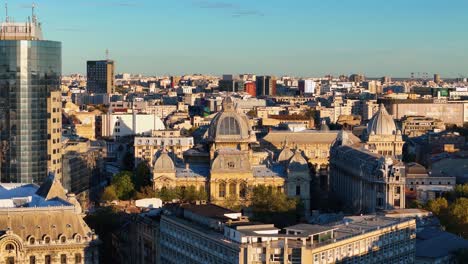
[256,76,277,96]
[86,60,115,94]
[159,203,416,264]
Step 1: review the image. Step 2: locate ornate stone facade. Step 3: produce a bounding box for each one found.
[153,97,313,213]
[0,176,99,264]
[330,130,406,214]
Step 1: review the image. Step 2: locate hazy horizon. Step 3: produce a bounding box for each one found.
[6,0,468,77]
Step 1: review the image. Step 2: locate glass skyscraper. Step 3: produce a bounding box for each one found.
[0,18,61,183]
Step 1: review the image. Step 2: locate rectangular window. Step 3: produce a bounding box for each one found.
[296,185,301,196]
[45,255,51,264]
[61,254,67,264]
[30,256,36,264]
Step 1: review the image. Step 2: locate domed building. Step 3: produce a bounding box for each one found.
[152,96,314,213]
[365,104,404,158]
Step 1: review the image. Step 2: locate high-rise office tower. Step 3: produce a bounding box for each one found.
[256,75,277,96]
[86,60,115,94]
[0,13,61,183]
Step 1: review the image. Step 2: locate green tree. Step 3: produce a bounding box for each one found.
[157,187,178,202]
[447,198,468,238]
[134,161,151,190]
[112,171,135,200]
[223,195,242,211]
[101,186,118,201]
[134,185,156,199]
[426,197,448,215]
[250,186,299,227]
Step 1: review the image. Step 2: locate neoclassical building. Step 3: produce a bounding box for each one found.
[330,105,406,214]
[152,97,312,213]
[0,175,99,264]
[365,104,404,158]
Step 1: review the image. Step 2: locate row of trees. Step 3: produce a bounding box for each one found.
[424,184,468,239]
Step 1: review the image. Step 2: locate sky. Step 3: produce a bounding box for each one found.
[5,0,468,77]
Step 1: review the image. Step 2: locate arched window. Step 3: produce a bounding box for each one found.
[29,237,35,245]
[219,117,240,135]
[5,243,14,251]
[229,183,237,196]
[239,183,247,198]
[44,236,51,244]
[219,182,226,198]
[75,235,82,243]
[60,235,66,243]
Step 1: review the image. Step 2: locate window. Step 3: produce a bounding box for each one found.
[29,237,35,244]
[219,182,226,198]
[5,243,14,251]
[44,236,51,244]
[60,236,67,243]
[6,257,14,264]
[296,185,301,196]
[229,183,237,196]
[30,256,36,264]
[239,183,247,198]
[75,254,82,264]
[61,254,67,264]
[227,162,235,169]
[45,255,51,264]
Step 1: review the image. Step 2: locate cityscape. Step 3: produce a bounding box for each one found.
[1,1,468,264]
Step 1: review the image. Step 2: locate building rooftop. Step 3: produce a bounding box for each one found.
[181,203,240,221]
[0,183,71,209]
[263,130,339,145]
[252,165,285,178]
[416,228,468,259]
[327,215,411,241]
[176,165,210,178]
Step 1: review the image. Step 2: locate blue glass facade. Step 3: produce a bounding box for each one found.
[0,40,61,183]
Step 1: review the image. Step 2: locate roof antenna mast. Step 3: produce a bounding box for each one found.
[5,2,9,22]
[106,48,109,60]
[32,3,37,23]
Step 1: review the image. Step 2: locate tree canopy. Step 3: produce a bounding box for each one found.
[111,171,135,200]
[249,185,302,227]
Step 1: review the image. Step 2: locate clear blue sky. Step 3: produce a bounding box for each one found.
[7,0,468,77]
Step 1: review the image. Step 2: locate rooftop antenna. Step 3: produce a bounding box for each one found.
[106,49,109,60]
[5,2,9,22]
[32,3,37,23]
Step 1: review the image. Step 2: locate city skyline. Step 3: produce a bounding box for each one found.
[6,0,468,77]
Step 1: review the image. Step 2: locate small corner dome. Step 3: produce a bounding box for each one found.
[288,151,309,172]
[153,151,175,172]
[367,104,397,136]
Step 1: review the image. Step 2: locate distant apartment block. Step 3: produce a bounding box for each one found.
[134,130,194,166]
[100,113,165,139]
[87,60,115,94]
